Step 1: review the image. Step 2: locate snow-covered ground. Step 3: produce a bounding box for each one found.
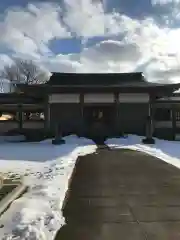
[106,135,180,170]
[1,134,180,239]
[0,135,97,240]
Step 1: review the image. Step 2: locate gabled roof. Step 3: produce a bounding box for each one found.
[47,72,146,86]
[47,72,180,89]
[15,72,180,95]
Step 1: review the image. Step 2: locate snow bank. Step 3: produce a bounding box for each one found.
[106,135,180,169]
[0,135,97,240]
[0,135,25,143]
[1,134,180,239]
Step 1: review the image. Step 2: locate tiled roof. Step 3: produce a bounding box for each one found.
[47,72,146,86]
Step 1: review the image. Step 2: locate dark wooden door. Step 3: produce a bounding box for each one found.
[84,105,114,140]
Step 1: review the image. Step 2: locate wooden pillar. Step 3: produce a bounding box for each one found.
[114,92,120,136]
[172,106,176,141]
[44,95,50,135]
[18,104,23,130]
[148,101,154,138]
[51,92,65,145]
[80,93,84,118]
[52,123,65,145]
[79,93,84,137]
[142,94,155,144]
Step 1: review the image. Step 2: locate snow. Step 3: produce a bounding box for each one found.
[0,135,97,240]
[1,134,180,239]
[106,135,180,170]
[0,135,25,143]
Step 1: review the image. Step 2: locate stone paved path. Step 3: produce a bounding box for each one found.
[55,148,180,240]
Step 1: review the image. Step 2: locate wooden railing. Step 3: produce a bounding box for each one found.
[23,121,44,129]
[0,121,18,133]
[154,121,180,128]
[154,121,172,128]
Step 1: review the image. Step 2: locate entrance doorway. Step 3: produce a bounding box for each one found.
[83,105,115,142]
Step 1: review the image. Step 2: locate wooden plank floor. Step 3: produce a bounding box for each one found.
[55,148,180,240]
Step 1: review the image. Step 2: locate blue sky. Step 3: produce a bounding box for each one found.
[106,0,153,17]
[0,0,28,11]
[0,0,161,55]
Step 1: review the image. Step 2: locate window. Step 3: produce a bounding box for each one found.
[154,108,171,121]
[176,111,180,121]
[0,112,15,121]
[25,112,44,121]
[14,112,44,121]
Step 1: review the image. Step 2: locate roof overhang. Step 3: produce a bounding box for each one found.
[47,83,180,94]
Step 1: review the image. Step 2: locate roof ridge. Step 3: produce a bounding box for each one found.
[48,72,146,86]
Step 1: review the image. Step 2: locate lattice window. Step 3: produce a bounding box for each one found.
[176,111,180,121]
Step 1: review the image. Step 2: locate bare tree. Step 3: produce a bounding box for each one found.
[1,64,22,92]
[15,59,48,85]
[0,58,49,92]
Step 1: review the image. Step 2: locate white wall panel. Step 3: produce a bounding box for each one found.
[49,94,80,103]
[158,96,180,101]
[84,93,114,103]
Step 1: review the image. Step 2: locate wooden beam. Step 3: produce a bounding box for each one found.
[44,95,50,133]
[171,106,176,140]
[80,93,84,118]
[114,92,120,134]
[18,104,23,130]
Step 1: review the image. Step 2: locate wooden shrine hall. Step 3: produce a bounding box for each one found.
[1,72,180,143]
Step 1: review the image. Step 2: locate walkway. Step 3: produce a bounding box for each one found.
[55,148,180,240]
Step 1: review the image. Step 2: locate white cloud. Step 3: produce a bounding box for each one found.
[41,55,83,73]
[35,40,141,74]
[0,0,180,84]
[0,2,70,57]
[0,54,13,68]
[7,3,70,43]
[0,25,40,58]
[152,0,180,5]
[63,0,106,37]
[0,54,13,92]
[62,0,129,38]
[78,40,141,73]
[82,40,141,62]
[47,18,180,82]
